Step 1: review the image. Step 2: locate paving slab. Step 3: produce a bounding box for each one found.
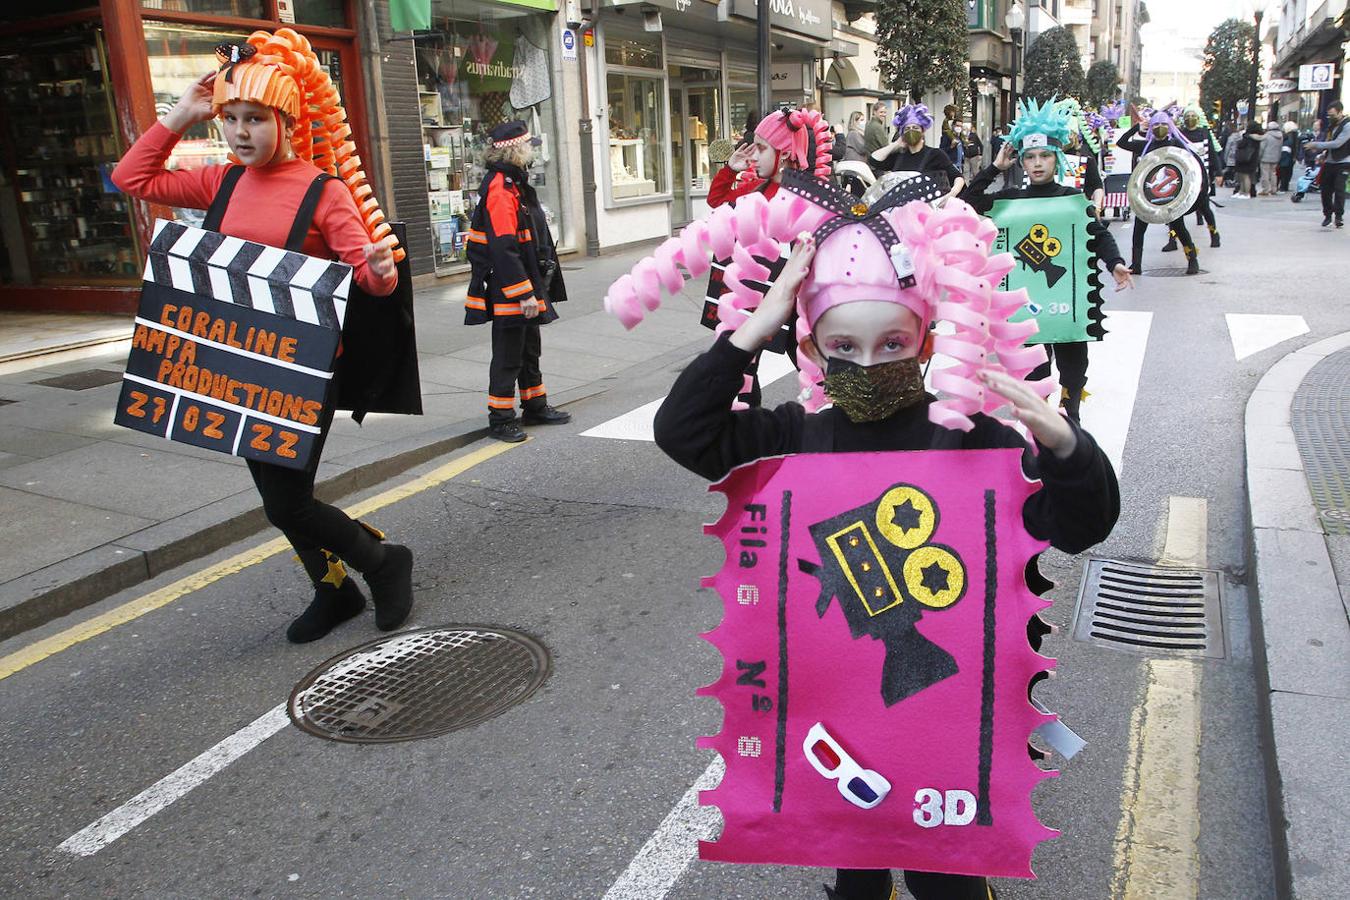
[0,486,154,585]
[1267,692,1350,900]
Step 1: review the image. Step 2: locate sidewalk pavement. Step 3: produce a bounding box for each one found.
[0,243,711,641]
[1244,332,1350,900]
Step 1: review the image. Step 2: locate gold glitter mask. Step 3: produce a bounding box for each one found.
[822,357,926,423]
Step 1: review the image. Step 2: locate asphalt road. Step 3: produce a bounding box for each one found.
[2,194,1346,899]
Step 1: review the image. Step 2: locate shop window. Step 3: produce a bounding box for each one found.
[292,0,347,27]
[143,23,346,225]
[140,0,268,17]
[604,33,661,69]
[606,73,666,200]
[414,6,563,274]
[0,28,139,285]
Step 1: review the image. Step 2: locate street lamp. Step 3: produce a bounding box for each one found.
[1005,0,1026,126]
[1248,7,1264,125]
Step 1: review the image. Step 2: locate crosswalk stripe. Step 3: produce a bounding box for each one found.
[1079,310,1152,477]
[1225,313,1309,361]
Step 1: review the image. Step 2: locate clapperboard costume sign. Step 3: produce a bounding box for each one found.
[115,218,350,470]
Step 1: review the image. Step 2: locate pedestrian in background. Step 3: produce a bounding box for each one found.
[1303,99,1350,227]
[1277,121,1299,193]
[466,120,572,442]
[1260,121,1282,195]
[1235,122,1262,199]
[1304,118,1324,166]
[961,124,983,184]
[842,111,868,162]
[1223,126,1241,188]
[863,101,891,164]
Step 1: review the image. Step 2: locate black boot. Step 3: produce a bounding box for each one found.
[1129,258,1142,275]
[288,549,366,643]
[1183,245,1200,275]
[353,522,415,631]
[488,418,527,442]
[521,404,572,425]
[1161,231,1179,252]
[1209,226,1221,247]
[1061,387,1083,424]
[826,871,895,900]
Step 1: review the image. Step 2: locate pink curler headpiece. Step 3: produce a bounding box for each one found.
[754,108,835,179]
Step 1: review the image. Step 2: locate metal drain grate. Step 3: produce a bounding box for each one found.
[33,369,125,390]
[1292,348,1350,536]
[289,626,551,744]
[1143,267,1209,277]
[1072,560,1225,658]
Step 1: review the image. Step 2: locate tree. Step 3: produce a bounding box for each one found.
[1023,27,1085,103]
[1084,60,1122,107]
[1200,18,1257,123]
[875,0,969,104]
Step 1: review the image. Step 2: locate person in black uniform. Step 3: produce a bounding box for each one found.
[466,120,571,442]
[1117,108,1203,275]
[647,195,1120,900]
[1172,104,1222,249]
[870,103,966,205]
[961,109,1133,423]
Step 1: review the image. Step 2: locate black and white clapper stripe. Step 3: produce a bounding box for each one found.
[145,219,353,331]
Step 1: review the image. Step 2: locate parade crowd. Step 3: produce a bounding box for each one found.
[106,25,1346,900]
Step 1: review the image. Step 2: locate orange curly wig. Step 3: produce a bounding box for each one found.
[213,29,403,262]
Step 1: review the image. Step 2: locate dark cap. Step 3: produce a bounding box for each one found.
[489,120,543,148]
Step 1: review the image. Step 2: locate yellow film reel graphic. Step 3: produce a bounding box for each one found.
[903,545,966,609]
[875,485,938,549]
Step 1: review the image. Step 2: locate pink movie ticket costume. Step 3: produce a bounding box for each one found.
[699,448,1058,878]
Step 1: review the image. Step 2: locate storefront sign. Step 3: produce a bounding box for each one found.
[1298,63,1335,92]
[276,0,296,23]
[770,62,807,92]
[1264,78,1297,94]
[114,220,350,471]
[459,32,522,92]
[729,0,832,42]
[561,29,578,61]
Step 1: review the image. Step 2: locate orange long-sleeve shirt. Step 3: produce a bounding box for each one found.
[112,122,396,297]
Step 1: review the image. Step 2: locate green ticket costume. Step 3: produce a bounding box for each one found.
[989,193,1105,344]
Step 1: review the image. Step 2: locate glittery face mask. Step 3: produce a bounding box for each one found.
[822,356,926,423]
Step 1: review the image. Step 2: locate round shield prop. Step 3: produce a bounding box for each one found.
[861,171,946,209]
[1127,147,1203,224]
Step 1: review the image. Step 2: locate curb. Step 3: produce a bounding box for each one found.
[0,336,705,645]
[1244,330,1350,900]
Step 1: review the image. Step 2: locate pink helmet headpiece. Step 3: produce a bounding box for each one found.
[753,108,834,179]
[603,172,1055,430]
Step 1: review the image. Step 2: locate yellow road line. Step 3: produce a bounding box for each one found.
[0,440,518,682]
[1159,496,1209,569]
[1109,658,1203,900]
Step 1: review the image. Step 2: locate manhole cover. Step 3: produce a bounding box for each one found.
[1143,268,1208,277]
[33,369,125,390]
[289,626,551,743]
[1072,560,1225,658]
[1321,508,1350,525]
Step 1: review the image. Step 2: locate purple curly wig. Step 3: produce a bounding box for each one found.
[892,103,934,131]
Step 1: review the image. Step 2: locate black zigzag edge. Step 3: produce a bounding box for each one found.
[1083,226,1108,342]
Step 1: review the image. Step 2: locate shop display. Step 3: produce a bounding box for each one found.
[0,28,139,284]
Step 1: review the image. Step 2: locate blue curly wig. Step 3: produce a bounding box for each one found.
[1008,96,1073,176]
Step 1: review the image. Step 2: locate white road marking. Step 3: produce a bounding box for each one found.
[1225,313,1309,361]
[1079,310,1153,476]
[58,705,289,856]
[581,351,797,442]
[600,757,724,900]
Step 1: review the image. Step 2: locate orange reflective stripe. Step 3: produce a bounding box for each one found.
[520,385,547,400]
[487,395,516,409]
[517,229,533,242]
[466,230,488,244]
[501,279,534,298]
[537,299,548,311]
[495,302,523,315]
[465,295,486,310]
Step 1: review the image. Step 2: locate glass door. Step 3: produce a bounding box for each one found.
[668,86,687,227]
[669,65,723,227]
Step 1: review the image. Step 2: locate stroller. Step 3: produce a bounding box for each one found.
[1292,164,1321,202]
[834,160,875,198]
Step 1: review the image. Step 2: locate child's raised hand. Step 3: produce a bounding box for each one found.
[729,232,816,353]
[1111,263,1134,290]
[979,370,1078,459]
[994,142,1017,171]
[162,72,218,134]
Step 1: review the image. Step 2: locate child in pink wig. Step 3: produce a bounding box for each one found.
[624,180,1120,899]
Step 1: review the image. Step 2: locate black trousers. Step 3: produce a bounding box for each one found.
[1031,342,1088,395]
[488,320,546,423]
[1131,216,1193,267]
[1193,192,1216,231]
[834,868,990,900]
[1321,162,1347,218]
[246,397,383,574]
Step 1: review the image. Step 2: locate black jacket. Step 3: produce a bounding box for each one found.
[465,162,567,326]
[654,334,1120,555]
[959,165,1126,271]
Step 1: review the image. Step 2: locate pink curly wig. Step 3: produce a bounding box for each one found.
[604,179,1056,431]
[753,108,834,179]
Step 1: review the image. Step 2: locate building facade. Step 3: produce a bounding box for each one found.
[1270,0,1348,126]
